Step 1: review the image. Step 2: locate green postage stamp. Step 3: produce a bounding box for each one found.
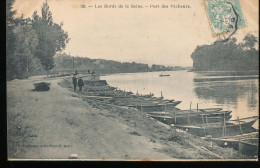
[204,0,246,36]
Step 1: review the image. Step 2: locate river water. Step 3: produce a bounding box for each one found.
[102,70,259,128]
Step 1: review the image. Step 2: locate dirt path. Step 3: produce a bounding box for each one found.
[7,77,172,160]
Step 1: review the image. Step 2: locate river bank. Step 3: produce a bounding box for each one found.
[7,76,254,160]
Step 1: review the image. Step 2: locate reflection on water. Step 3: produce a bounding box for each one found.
[102,70,259,127]
[194,80,258,110]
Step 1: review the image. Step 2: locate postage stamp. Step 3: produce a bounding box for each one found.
[204,0,246,36]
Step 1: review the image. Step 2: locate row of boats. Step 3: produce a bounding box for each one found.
[74,77,258,157]
[147,109,258,157]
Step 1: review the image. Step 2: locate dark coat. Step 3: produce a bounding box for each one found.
[72,76,77,85]
[78,78,84,87]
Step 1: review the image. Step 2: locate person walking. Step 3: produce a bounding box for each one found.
[78,77,84,92]
[72,74,77,92]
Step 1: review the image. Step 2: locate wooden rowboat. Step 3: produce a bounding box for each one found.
[239,138,259,157]
[202,132,258,150]
[127,101,182,112]
[180,108,223,113]
[174,116,259,138]
[199,108,223,112]
[148,115,173,125]
[147,112,232,125]
[170,110,232,117]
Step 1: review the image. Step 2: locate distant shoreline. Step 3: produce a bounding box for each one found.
[190,70,258,74]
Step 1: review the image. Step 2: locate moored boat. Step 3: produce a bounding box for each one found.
[147,111,232,125]
[239,138,259,157]
[128,101,182,112]
[170,110,232,117]
[180,108,223,113]
[134,93,155,98]
[203,132,258,150]
[148,115,173,125]
[174,116,259,138]
[199,108,223,112]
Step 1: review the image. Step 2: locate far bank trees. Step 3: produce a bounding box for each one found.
[191,34,259,71]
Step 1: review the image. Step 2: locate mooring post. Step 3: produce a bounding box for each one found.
[222,112,226,137]
[205,113,208,125]
[201,113,206,137]
[161,91,163,98]
[174,107,176,124]
[238,141,242,154]
[237,116,243,135]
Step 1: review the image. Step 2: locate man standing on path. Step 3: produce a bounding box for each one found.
[72,74,77,92]
[78,77,84,92]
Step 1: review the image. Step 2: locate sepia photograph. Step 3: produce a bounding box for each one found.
[6,0,259,161]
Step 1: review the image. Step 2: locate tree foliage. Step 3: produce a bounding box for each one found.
[32,1,70,70]
[6,0,18,62]
[6,0,70,80]
[53,53,185,74]
[191,34,259,71]
[242,34,258,50]
[8,25,39,78]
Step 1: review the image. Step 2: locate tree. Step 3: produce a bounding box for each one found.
[6,0,18,69]
[8,25,40,79]
[7,0,19,79]
[32,0,70,70]
[242,34,258,50]
[6,0,17,32]
[191,34,259,71]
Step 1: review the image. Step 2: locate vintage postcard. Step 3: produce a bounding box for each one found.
[7,0,259,161]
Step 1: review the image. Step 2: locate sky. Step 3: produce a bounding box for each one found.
[13,0,259,66]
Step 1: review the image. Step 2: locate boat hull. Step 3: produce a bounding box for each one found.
[174,116,259,138]
[208,132,259,150]
[149,114,232,125]
[239,138,259,157]
[128,101,182,112]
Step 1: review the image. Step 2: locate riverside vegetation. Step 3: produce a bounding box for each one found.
[7,0,70,80]
[191,34,259,71]
[53,53,189,74]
